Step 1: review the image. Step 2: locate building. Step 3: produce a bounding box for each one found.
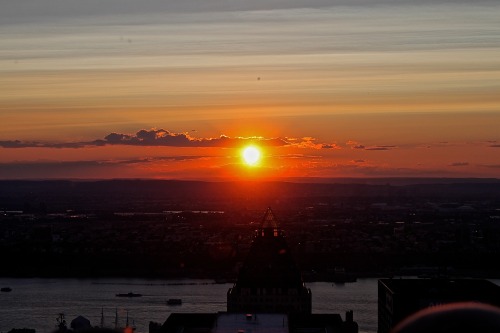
[227,207,311,314]
[154,208,358,333]
[160,311,358,333]
[378,278,500,333]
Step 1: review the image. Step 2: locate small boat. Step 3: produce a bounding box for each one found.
[116,292,142,297]
[166,298,182,305]
[1,287,12,292]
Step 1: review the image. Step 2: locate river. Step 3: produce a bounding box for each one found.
[0,278,378,333]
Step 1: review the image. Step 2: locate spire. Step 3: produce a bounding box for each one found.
[262,207,278,229]
[259,207,279,237]
[227,207,312,314]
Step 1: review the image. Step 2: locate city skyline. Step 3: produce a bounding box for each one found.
[1,0,500,179]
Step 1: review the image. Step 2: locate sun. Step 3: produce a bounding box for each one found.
[242,146,261,166]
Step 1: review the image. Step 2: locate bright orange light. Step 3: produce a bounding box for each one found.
[242,146,261,166]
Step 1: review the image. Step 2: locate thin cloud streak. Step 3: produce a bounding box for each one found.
[480,164,500,169]
[114,156,211,164]
[365,146,397,151]
[347,141,398,151]
[2,0,498,24]
[0,155,214,179]
[449,162,469,167]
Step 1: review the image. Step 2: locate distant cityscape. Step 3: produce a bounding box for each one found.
[1,179,500,279]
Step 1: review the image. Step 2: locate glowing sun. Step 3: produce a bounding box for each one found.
[242,146,261,166]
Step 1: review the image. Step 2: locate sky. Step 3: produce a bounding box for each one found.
[1,0,500,180]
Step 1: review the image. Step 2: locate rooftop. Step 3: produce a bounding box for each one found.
[213,313,288,333]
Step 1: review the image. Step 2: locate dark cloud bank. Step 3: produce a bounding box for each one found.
[1,129,290,149]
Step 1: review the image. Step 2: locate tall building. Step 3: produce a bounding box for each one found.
[154,208,358,333]
[378,278,500,333]
[227,207,312,314]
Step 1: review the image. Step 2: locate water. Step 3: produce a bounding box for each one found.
[0,278,378,333]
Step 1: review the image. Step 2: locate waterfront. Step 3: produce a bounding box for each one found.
[0,278,378,333]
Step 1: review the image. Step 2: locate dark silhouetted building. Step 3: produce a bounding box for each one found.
[378,278,500,333]
[154,208,358,333]
[160,312,358,333]
[227,207,311,314]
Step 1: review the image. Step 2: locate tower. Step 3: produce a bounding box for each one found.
[227,207,312,314]
[157,207,358,333]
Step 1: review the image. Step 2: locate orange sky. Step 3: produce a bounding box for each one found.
[1,2,499,179]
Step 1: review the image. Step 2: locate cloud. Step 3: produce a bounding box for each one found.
[0,154,215,179]
[104,129,195,147]
[449,162,469,167]
[364,146,396,151]
[288,137,341,150]
[291,137,320,149]
[2,0,497,25]
[303,162,457,178]
[0,140,103,149]
[0,129,290,149]
[0,160,116,179]
[364,147,388,151]
[480,164,500,169]
[346,140,397,151]
[0,140,26,148]
[321,144,341,149]
[102,129,293,148]
[346,141,365,149]
[275,153,323,160]
[1,128,343,150]
[115,156,210,164]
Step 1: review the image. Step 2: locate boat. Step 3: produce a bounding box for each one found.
[166,298,182,305]
[1,287,12,292]
[116,292,142,297]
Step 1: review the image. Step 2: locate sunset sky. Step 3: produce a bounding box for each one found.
[1,0,499,180]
